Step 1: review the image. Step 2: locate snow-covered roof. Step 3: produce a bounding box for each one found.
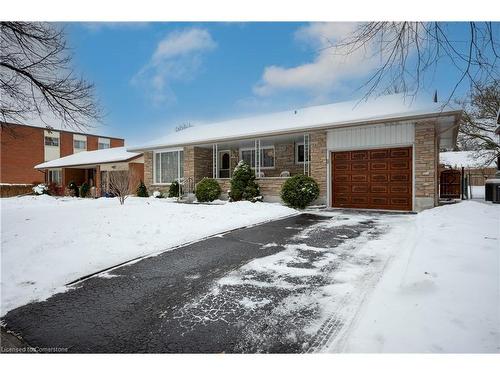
[440,151,497,169]
[35,147,141,169]
[129,94,462,151]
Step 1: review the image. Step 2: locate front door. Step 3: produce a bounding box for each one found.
[219,151,230,178]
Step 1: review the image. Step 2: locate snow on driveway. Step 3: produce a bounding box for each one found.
[335,201,499,353]
[0,195,296,315]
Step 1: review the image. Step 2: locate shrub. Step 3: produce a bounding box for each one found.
[195,178,221,202]
[68,181,79,197]
[280,174,319,209]
[32,183,48,195]
[229,161,261,202]
[152,190,163,198]
[47,182,63,196]
[136,180,149,197]
[80,182,90,198]
[168,180,180,197]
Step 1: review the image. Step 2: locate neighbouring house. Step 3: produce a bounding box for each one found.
[440,150,498,186]
[129,94,462,212]
[0,122,124,196]
[34,147,144,197]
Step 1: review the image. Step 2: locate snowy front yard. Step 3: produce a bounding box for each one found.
[0,196,296,314]
[337,200,499,353]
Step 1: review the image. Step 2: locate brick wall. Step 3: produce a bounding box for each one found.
[87,135,98,151]
[111,138,124,148]
[310,130,327,204]
[60,132,73,157]
[215,177,288,202]
[0,125,46,184]
[414,120,438,210]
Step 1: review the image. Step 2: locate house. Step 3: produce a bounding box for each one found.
[34,147,144,196]
[440,150,498,186]
[0,122,124,195]
[129,94,463,211]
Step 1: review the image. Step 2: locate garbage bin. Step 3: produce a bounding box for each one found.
[485,178,500,203]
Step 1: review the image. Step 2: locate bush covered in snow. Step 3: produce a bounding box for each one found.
[136,180,149,197]
[32,183,48,195]
[229,161,261,202]
[195,178,221,202]
[168,180,180,198]
[280,174,319,209]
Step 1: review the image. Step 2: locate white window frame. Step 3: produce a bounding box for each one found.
[295,142,305,164]
[153,149,184,185]
[48,169,62,186]
[239,145,275,169]
[44,136,59,147]
[74,140,87,150]
[98,137,110,149]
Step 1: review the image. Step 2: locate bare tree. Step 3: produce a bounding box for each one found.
[175,121,193,132]
[108,170,135,205]
[0,22,101,132]
[456,80,500,165]
[328,22,500,102]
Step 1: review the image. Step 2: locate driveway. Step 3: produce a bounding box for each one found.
[2,211,408,353]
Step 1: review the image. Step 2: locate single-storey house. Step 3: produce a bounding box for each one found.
[35,147,144,196]
[129,94,462,211]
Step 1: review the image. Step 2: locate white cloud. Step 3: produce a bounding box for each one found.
[253,22,378,98]
[132,28,216,104]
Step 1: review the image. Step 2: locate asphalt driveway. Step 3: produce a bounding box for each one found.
[2,211,404,353]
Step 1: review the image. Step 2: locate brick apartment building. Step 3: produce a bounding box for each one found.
[0,122,124,190]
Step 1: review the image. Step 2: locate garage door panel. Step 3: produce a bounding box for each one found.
[371,173,389,182]
[351,151,369,160]
[332,146,412,211]
[335,162,350,171]
[351,174,368,182]
[334,152,350,161]
[391,148,411,158]
[390,160,410,170]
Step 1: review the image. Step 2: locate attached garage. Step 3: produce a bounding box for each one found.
[332,147,413,211]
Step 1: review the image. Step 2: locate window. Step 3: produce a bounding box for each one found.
[154,150,184,184]
[240,146,275,169]
[74,140,86,149]
[48,169,62,185]
[296,143,305,163]
[98,138,110,149]
[45,136,59,147]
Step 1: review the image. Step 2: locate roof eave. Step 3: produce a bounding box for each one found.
[128,109,464,152]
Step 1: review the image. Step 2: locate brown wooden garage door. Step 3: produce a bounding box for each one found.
[332,147,413,211]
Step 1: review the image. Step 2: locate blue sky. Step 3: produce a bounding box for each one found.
[64,22,482,145]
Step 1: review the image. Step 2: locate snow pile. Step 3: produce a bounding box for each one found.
[32,184,48,195]
[338,201,499,353]
[0,196,296,314]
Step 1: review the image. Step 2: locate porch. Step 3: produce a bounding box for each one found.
[146,131,328,203]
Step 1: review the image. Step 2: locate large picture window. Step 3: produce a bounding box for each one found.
[240,146,274,168]
[240,146,275,169]
[154,150,184,184]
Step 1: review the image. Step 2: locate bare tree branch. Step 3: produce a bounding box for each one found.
[0,22,102,132]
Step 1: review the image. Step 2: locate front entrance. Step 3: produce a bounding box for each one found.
[218,150,230,179]
[332,147,413,211]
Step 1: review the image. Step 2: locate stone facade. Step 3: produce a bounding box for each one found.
[414,120,439,211]
[184,146,213,185]
[310,130,327,204]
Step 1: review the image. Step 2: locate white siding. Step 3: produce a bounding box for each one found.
[73,133,87,153]
[327,122,415,150]
[44,130,60,161]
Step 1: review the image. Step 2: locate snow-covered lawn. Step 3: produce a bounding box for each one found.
[337,201,499,353]
[0,195,296,315]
